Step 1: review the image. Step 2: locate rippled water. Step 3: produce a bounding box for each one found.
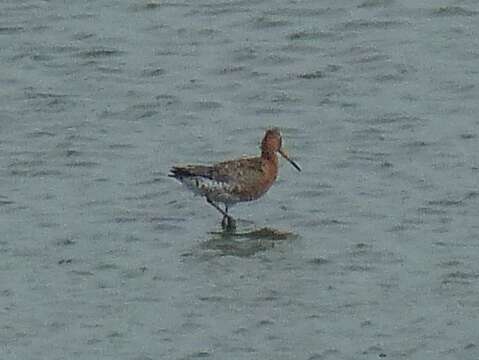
[1,1,479,359]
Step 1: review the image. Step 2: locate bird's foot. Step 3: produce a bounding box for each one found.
[222,215,236,232]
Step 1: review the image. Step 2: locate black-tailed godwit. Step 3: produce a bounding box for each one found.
[169,128,301,230]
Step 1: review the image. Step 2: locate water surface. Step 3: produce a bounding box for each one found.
[1,1,478,359]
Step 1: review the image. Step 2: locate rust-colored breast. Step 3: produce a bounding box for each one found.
[227,155,278,201]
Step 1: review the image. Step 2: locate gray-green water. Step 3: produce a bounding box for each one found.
[1,1,478,359]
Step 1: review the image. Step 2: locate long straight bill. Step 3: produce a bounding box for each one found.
[278,149,301,172]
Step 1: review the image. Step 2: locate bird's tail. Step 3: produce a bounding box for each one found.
[168,165,212,179]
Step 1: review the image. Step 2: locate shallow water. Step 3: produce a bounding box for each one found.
[1,0,479,359]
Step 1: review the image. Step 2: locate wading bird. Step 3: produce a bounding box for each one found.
[169,128,301,231]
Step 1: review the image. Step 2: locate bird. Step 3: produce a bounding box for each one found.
[169,128,301,231]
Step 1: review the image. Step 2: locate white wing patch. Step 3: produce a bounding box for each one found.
[179,176,240,204]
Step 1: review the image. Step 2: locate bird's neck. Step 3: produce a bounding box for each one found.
[260,150,279,187]
[261,150,278,164]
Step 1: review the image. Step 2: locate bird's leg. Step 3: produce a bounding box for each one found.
[206,198,236,231]
[221,204,236,230]
[206,197,228,217]
[221,204,228,229]
[224,204,236,231]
